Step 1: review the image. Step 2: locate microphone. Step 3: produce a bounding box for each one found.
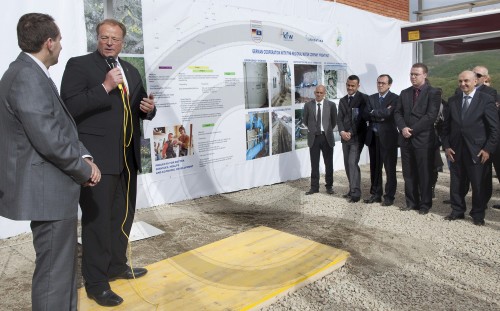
[105,57,123,90]
[105,56,117,70]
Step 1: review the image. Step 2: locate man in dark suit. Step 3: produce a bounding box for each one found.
[394,63,441,215]
[472,66,499,208]
[364,74,399,206]
[303,85,337,195]
[337,75,367,202]
[0,13,100,310]
[493,94,500,210]
[442,70,498,225]
[61,19,156,306]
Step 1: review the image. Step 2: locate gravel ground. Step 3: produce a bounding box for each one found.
[0,158,499,310]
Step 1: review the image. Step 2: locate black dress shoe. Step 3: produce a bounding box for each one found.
[88,289,123,307]
[363,196,382,204]
[342,193,351,199]
[473,219,485,226]
[305,189,319,195]
[348,197,360,203]
[381,200,393,206]
[419,209,429,215]
[444,214,465,221]
[110,267,148,281]
[492,205,500,210]
[443,199,452,204]
[326,188,334,195]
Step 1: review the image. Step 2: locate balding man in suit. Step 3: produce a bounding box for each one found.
[442,70,498,225]
[0,13,100,310]
[303,85,337,195]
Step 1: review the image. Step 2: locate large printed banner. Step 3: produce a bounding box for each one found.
[137,0,412,207]
[0,0,412,238]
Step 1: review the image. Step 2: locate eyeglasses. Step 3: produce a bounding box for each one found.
[475,73,484,78]
[98,36,123,44]
[377,82,388,85]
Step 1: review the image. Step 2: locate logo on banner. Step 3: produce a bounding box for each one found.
[305,34,323,43]
[281,30,294,41]
[251,20,263,43]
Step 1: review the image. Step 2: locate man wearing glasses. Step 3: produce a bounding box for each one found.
[364,74,399,207]
[394,63,441,215]
[472,66,500,210]
[61,19,156,307]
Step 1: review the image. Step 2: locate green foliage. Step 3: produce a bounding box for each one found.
[140,141,152,174]
[84,0,144,54]
[121,56,146,88]
[114,0,144,54]
[423,42,500,99]
[83,0,104,52]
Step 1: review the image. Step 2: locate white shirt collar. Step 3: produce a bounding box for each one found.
[464,88,476,99]
[24,52,50,78]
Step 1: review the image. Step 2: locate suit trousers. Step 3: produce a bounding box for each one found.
[449,147,491,221]
[31,217,77,311]
[400,146,434,211]
[309,133,333,190]
[368,133,398,201]
[80,166,137,295]
[368,132,383,198]
[342,141,361,198]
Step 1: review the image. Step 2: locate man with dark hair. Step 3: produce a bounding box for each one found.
[0,13,100,310]
[303,85,337,195]
[394,63,441,215]
[442,70,498,225]
[61,18,156,306]
[337,75,368,202]
[364,74,399,206]
[178,126,190,156]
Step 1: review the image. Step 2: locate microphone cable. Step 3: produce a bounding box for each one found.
[117,82,160,310]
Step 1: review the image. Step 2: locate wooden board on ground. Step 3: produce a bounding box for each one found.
[78,226,349,310]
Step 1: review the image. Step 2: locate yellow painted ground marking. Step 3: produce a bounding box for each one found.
[78,226,349,310]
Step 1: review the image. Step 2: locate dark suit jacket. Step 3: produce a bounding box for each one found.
[303,99,337,148]
[365,91,399,149]
[394,84,441,149]
[0,53,91,220]
[337,92,368,145]
[442,91,499,163]
[61,51,156,174]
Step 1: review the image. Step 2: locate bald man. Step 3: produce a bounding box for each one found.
[442,70,499,226]
[303,85,337,195]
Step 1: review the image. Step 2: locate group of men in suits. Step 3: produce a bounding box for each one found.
[0,14,155,309]
[304,62,499,228]
[335,74,400,206]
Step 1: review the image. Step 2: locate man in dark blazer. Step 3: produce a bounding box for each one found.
[442,70,498,226]
[0,13,100,311]
[364,74,399,206]
[394,63,441,215]
[337,75,367,202]
[449,66,498,207]
[61,19,156,306]
[303,85,337,195]
[472,66,499,207]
